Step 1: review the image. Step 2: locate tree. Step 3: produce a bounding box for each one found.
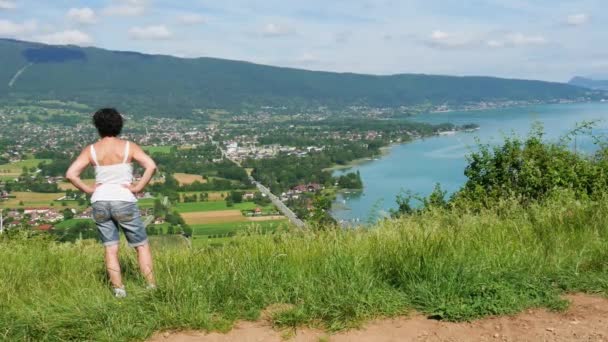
[230,191,244,203]
[62,208,74,220]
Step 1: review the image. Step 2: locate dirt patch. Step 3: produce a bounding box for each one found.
[174,173,207,186]
[148,294,608,342]
[247,216,286,222]
[181,210,246,225]
[58,179,95,191]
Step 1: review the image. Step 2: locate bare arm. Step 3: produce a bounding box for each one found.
[127,143,157,193]
[66,148,96,195]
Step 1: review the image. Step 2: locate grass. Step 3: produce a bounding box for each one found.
[190,220,289,237]
[0,159,51,176]
[142,146,173,154]
[3,192,608,340]
[55,219,94,230]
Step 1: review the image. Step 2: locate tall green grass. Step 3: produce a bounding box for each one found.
[2,191,608,341]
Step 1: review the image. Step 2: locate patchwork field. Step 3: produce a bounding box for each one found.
[174,201,259,213]
[173,173,206,185]
[179,191,256,201]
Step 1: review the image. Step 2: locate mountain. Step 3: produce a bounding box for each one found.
[0,38,599,117]
[569,77,608,91]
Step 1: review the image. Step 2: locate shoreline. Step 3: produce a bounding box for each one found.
[323,145,393,172]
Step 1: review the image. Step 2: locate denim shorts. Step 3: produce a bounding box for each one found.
[91,201,148,247]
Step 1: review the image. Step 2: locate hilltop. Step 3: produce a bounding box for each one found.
[569,76,608,91]
[0,38,599,117]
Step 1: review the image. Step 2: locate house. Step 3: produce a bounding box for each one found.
[307,183,323,192]
[254,208,262,216]
[35,224,54,232]
[24,208,50,215]
[243,192,255,201]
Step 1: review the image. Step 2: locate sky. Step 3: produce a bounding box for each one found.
[0,0,606,82]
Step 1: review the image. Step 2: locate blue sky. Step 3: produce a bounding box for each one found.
[0,0,605,82]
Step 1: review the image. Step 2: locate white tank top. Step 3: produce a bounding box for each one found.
[90,141,137,203]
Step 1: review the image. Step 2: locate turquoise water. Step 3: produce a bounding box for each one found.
[332,102,608,224]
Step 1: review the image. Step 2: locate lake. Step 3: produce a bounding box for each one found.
[332,102,608,224]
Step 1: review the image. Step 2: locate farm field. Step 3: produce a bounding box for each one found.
[0,159,50,177]
[55,219,94,230]
[174,201,261,213]
[190,219,289,237]
[180,210,247,225]
[58,179,95,191]
[173,173,206,185]
[0,192,69,208]
[142,146,173,154]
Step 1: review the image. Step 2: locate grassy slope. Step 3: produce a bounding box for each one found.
[190,220,289,237]
[2,193,608,341]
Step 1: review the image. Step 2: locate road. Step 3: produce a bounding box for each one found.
[213,140,306,228]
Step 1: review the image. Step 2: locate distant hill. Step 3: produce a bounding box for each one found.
[0,38,599,117]
[569,77,608,91]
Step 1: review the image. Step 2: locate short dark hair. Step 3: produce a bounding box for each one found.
[92,108,123,137]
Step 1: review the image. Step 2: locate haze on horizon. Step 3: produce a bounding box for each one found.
[0,0,605,82]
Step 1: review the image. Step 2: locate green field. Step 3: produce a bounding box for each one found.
[0,159,51,175]
[174,201,261,213]
[55,219,94,230]
[137,198,156,209]
[190,220,289,237]
[142,146,173,154]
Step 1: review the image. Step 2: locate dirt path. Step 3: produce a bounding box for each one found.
[149,294,608,342]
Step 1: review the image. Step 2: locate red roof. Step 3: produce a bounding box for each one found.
[35,224,54,231]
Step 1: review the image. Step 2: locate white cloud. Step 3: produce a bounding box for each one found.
[177,13,205,25]
[67,8,97,25]
[0,19,37,37]
[431,30,449,41]
[485,33,546,48]
[129,25,172,40]
[103,0,148,16]
[0,0,16,10]
[504,33,546,46]
[261,23,294,37]
[427,30,474,48]
[34,30,93,46]
[426,29,546,50]
[566,13,590,26]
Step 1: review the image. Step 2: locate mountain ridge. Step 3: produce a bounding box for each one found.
[0,38,601,117]
[569,76,608,91]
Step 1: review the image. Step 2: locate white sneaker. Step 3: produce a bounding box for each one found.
[113,287,127,298]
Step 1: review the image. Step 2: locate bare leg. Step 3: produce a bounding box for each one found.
[104,245,123,288]
[135,243,156,286]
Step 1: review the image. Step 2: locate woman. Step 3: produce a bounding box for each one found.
[66,108,157,298]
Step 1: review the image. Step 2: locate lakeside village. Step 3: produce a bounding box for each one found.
[0,101,494,234]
